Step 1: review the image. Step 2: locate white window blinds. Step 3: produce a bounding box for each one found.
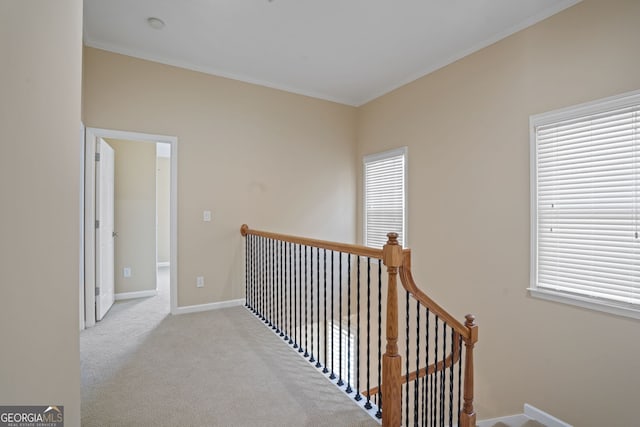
[364,148,406,248]
[531,91,640,318]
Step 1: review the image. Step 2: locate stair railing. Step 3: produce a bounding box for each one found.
[240,225,477,426]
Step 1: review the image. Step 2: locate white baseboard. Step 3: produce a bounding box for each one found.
[477,414,530,427]
[173,298,245,314]
[157,262,170,268]
[115,290,157,301]
[525,404,572,427]
[477,404,572,427]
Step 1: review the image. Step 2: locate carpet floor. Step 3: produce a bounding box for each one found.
[80,268,377,427]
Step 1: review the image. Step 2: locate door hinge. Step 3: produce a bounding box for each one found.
[95,219,100,229]
[95,286,100,296]
[95,152,101,162]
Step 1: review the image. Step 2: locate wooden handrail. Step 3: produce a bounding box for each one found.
[363,332,461,398]
[240,225,476,426]
[398,248,478,427]
[399,250,471,341]
[241,224,385,259]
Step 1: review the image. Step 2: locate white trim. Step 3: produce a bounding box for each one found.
[528,287,640,320]
[83,40,351,107]
[84,1,580,107]
[530,89,640,126]
[114,290,157,301]
[83,127,179,323]
[524,403,573,427]
[173,298,245,315]
[83,129,98,328]
[529,89,640,320]
[157,262,170,268]
[476,414,530,427]
[79,122,86,330]
[476,404,572,427]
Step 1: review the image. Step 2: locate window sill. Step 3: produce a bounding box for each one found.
[527,287,640,321]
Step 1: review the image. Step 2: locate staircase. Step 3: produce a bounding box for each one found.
[241,224,478,427]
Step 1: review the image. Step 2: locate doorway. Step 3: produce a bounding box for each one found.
[83,128,178,328]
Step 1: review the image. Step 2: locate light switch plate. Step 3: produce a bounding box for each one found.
[203,210,212,222]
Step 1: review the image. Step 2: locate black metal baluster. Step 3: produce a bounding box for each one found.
[315,247,321,368]
[304,245,309,358]
[310,246,315,364]
[278,241,282,334]
[279,241,283,335]
[337,252,344,387]
[249,234,253,310]
[330,251,336,380]
[449,328,455,427]
[346,254,352,394]
[457,334,462,426]
[274,239,279,332]
[268,238,272,323]
[259,237,264,320]
[293,244,299,349]
[268,239,273,326]
[281,241,286,338]
[297,244,302,352]
[259,237,264,319]
[274,239,278,329]
[376,260,382,419]
[415,300,420,426]
[282,242,288,340]
[425,307,430,427]
[323,249,328,373]
[280,241,285,336]
[365,257,372,410]
[244,233,248,308]
[405,290,410,427]
[288,243,293,344]
[254,235,258,313]
[432,316,438,427]
[440,324,446,427]
[355,256,362,401]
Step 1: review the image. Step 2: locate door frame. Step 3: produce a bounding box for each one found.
[84,127,178,327]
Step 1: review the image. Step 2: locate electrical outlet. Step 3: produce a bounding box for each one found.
[196,276,205,288]
[123,267,132,278]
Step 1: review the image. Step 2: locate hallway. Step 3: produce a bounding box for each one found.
[80,267,376,426]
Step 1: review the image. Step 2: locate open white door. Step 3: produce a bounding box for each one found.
[95,138,115,321]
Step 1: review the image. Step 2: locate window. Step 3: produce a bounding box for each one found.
[530,90,640,319]
[363,147,407,248]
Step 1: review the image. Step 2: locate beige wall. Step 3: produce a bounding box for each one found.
[157,155,171,264]
[107,138,157,294]
[357,1,640,426]
[0,0,82,424]
[83,47,357,307]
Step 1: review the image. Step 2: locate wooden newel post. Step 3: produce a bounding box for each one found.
[460,314,478,427]
[381,232,403,427]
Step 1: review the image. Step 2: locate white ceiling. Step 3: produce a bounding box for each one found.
[83,0,580,106]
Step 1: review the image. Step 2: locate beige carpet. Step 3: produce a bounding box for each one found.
[81,269,377,427]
